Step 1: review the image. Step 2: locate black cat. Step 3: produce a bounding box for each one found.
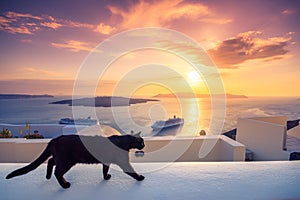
[6,132,145,189]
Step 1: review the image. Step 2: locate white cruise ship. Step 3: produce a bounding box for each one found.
[151,116,184,131]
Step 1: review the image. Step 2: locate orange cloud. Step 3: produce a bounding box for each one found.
[107,0,231,29]
[51,40,96,52]
[0,16,9,24]
[40,22,62,29]
[208,31,293,68]
[94,23,116,35]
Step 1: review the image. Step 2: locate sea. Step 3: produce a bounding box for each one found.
[0,96,299,137]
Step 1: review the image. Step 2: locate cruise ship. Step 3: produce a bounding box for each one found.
[59,117,98,126]
[151,116,184,131]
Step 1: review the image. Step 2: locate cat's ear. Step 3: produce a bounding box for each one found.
[133,131,141,137]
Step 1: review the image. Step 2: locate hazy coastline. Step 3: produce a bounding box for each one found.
[0,94,54,99]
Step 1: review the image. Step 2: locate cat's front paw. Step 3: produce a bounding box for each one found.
[104,174,112,180]
[136,175,145,181]
[62,182,71,189]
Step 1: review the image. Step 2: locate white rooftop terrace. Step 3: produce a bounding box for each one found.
[1,161,300,200]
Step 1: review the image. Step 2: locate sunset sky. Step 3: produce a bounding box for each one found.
[0,0,299,96]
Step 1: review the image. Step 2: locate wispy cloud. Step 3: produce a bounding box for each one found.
[107,0,232,29]
[51,40,96,52]
[157,40,214,66]
[5,11,42,20]
[24,67,67,77]
[282,9,295,15]
[64,20,94,29]
[199,17,232,25]
[208,31,293,68]
[0,11,95,35]
[20,39,33,43]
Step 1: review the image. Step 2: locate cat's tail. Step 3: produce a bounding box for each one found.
[6,143,52,179]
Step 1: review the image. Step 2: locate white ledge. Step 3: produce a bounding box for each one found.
[1,161,300,200]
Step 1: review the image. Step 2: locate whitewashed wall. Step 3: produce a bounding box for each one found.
[236,117,290,161]
[0,135,245,163]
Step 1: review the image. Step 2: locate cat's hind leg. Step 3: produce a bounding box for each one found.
[46,157,55,179]
[54,163,74,189]
[103,164,111,180]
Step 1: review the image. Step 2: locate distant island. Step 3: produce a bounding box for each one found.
[225,94,248,98]
[50,96,159,107]
[153,93,247,99]
[0,94,54,99]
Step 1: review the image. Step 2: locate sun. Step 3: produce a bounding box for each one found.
[187,71,200,84]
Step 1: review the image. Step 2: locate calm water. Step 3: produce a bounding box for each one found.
[0,96,299,137]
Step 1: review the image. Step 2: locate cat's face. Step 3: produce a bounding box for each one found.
[131,133,145,150]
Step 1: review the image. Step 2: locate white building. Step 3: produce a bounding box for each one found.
[236,116,300,161]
